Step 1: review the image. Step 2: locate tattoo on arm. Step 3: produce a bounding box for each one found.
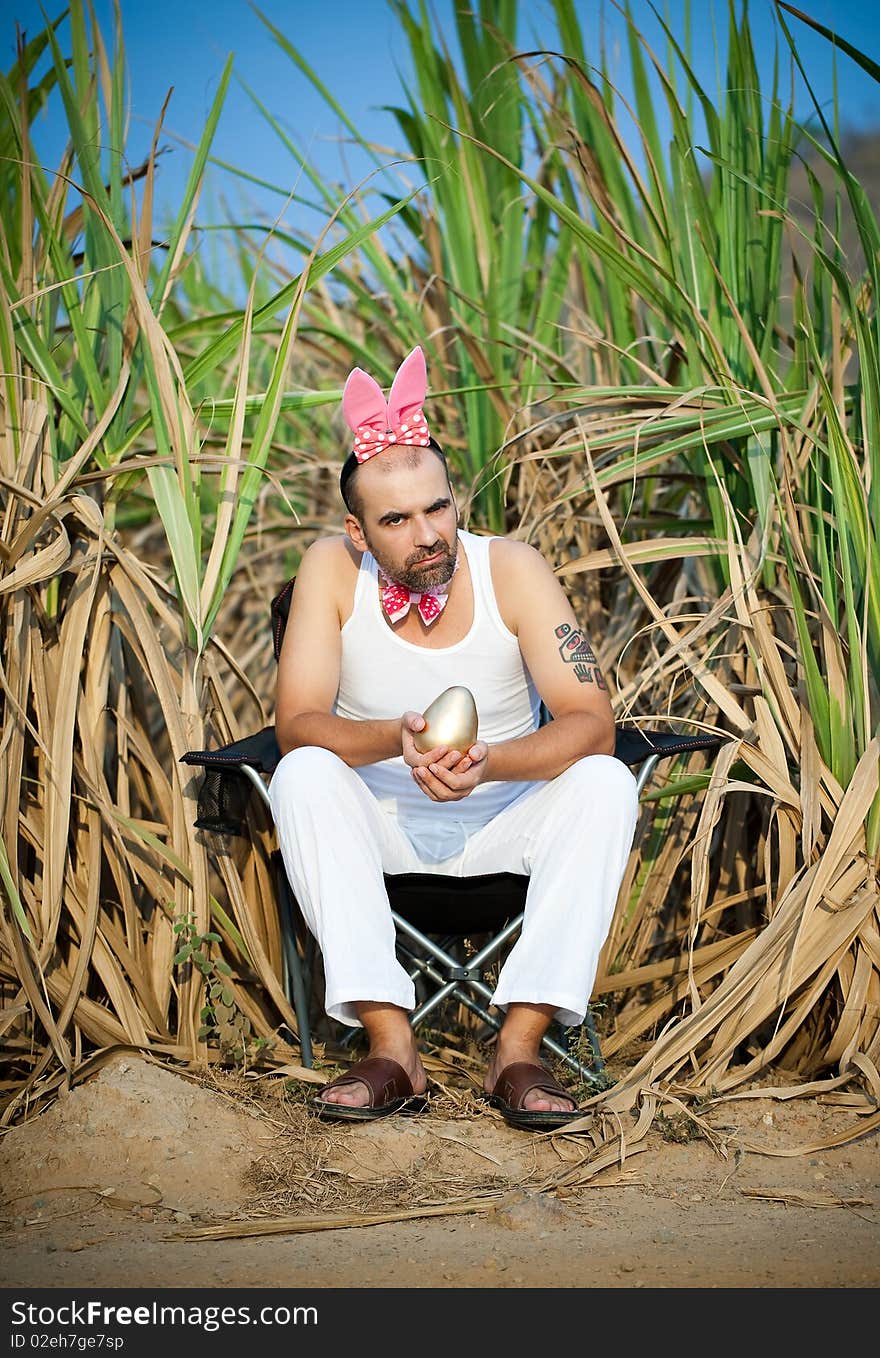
[555,622,607,689]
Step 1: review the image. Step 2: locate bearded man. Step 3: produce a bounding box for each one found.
[268,347,638,1130]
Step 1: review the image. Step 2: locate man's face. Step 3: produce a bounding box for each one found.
[346,448,458,590]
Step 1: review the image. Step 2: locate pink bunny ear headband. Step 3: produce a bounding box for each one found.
[342,346,431,462]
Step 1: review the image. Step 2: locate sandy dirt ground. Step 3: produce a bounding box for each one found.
[1,1052,878,1294]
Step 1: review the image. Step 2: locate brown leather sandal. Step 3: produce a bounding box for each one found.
[313,1056,428,1123]
[485,1061,583,1131]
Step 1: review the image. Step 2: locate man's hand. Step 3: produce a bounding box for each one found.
[401,712,488,799]
[401,711,448,769]
[410,740,489,802]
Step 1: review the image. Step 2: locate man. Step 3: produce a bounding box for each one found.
[269,346,639,1131]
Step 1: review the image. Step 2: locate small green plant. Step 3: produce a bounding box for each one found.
[692,1090,719,1118]
[656,1110,706,1144]
[172,913,273,1066]
[563,1005,615,1100]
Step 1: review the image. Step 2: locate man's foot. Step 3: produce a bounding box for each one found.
[313,1053,428,1123]
[484,1054,582,1132]
[319,1038,427,1109]
[482,1005,582,1131]
[484,1048,575,1116]
[316,1002,427,1112]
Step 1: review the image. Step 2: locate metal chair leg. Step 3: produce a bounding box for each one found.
[274,863,314,1069]
[240,767,315,1065]
[581,1005,606,1079]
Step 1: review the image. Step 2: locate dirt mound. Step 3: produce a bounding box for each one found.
[1,1055,271,1221]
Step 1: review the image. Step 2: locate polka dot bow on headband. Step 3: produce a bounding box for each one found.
[342,347,431,463]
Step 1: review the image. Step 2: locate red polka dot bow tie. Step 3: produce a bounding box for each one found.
[379,557,459,627]
[342,347,432,462]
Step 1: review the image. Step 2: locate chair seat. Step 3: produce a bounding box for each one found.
[385,871,528,934]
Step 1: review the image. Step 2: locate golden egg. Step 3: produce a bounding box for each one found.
[413,686,479,754]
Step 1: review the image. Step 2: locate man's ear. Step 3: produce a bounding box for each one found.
[344,513,368,553]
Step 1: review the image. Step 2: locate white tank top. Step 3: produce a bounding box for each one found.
[334,529,541,860]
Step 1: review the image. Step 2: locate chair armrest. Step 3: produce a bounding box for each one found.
[180,725,281,774]
[179,723,728,834]
[180,726,281,836]
[613,726,730,767]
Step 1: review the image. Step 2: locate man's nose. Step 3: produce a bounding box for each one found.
[412,515,438,544]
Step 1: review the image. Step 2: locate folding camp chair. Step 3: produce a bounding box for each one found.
[182,577,728,1085]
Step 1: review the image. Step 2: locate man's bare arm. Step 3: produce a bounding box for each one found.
[487,543,614,780]
[275,540,412,765]
[481,547,615,779]
[475,710,612,783]
[280,710,406,765]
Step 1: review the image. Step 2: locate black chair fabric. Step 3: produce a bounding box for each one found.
[384,870,528,934]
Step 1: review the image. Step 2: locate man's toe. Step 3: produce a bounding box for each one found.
[524,1092,575,1113]
[320,1080,370,1108]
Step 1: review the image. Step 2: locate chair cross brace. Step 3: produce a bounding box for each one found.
[396,907,600,1086]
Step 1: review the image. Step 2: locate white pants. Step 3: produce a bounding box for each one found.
[268,748,639,1029]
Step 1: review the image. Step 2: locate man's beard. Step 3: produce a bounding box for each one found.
[366,532,458,592]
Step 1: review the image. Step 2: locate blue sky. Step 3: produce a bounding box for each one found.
[7,0,880,235]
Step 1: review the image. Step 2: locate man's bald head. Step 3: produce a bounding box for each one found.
[340,438,451,523]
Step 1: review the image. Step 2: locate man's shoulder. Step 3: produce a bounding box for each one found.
[487,536,558,634]
[488,535,551,574]
[296,536,362,600]
[301,535,361,571]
